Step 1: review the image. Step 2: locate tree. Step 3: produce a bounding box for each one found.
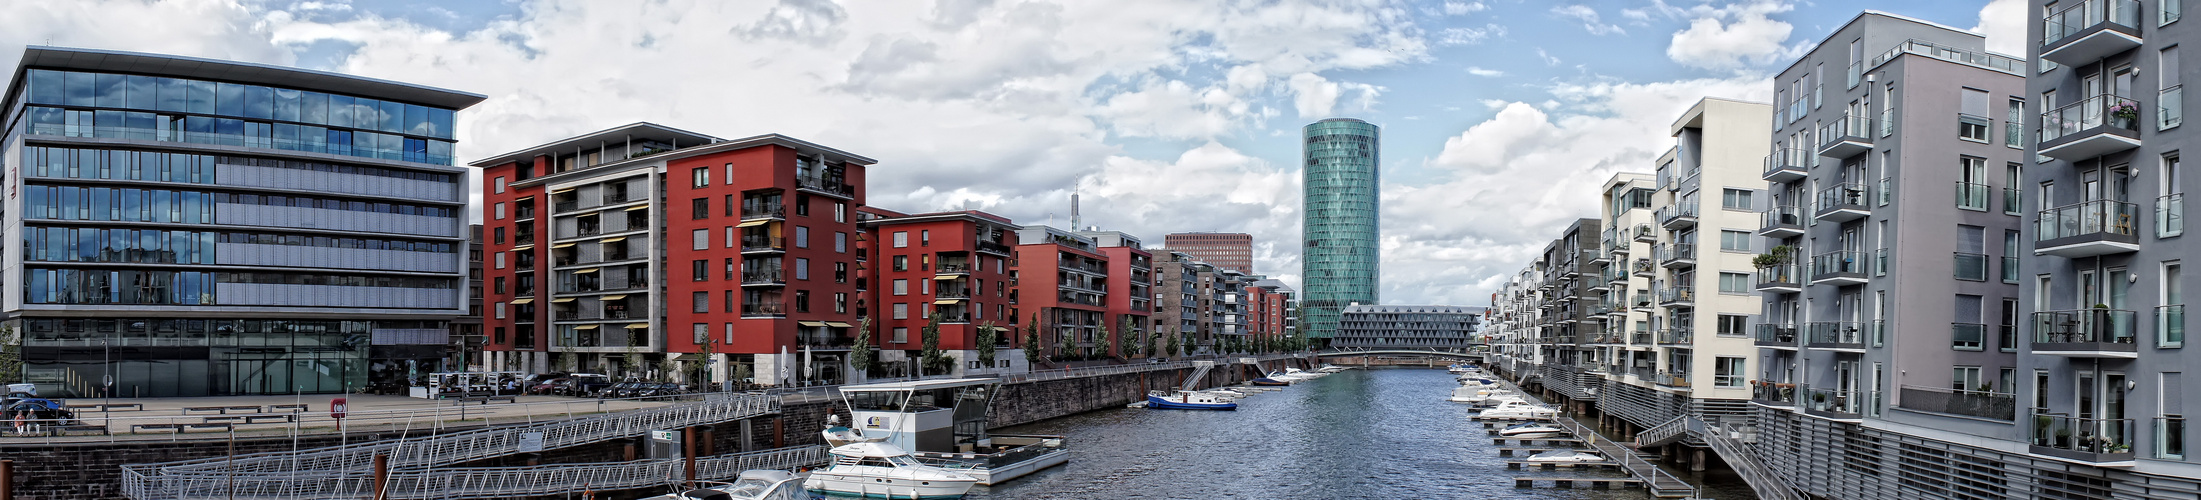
[850,317,875,374]
[1118,316,1138,358]
[0,324,19,384]
[1095,320,1113,360]
[919,311,953,377]
[975,321,998,368]
[694,337,718,388]
[1181,331,1196,356]
[1162,327,1179,356]
[1055,322,1077,361]
[1147,328,1161,358]
[1024,314,1043,364]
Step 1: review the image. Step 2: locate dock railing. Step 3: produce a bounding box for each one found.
[1697,416,1804,500]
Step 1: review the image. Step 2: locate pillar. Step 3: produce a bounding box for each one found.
[1691,449,1707,471]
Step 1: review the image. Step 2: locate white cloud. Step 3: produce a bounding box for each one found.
[1286,72,1381,119]
[1438,24,1506,46]
[294,1,353,12]
[1972,0,2026,56]
[1397,76,1771,304]
[1465,66,1504,77]
[1442,1,1487,15]
[1664,0,1802,71]
[1535,48,1561,66]
[1551,5,1625,36]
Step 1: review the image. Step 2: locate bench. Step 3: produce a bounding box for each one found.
[63,403,143,412]
[224,405,265,414]
[269,404,309,412]
[243,414,295,424]
[182,407,228,415]
[185,423,232,432]
[132,424,183,434]
[54,425,109,436]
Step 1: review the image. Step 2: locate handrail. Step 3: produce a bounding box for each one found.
[127,445,824,500]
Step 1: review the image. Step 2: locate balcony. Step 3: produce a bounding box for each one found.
[1756,263,1801,293]
[2035,200,2141,257]
[1898,385,2016,420]
[1655,371,1691,389]
[1657,286,1694,307]
[1755,324,1798,348]
[1763,148,1809,183]
[1633,224,1657,243]
[1631,330,1653,345]
[2159,194,2185,238]
[1817,115,1875,159]
[1657,328,1692,346]
[1657,243,1696,269]
[1814,183,1871,222]
[976,240,1013,256]
[2039,95,2143,160]
[2030,413,2136,464]
[2157,416,2188,460]
[1809,251,1869,285]
[2039,0,2142,66]
[742,236,787,254]
[741,301,786,318]
[1954,252,1989,281]
[741,270,788,287]
[2161,305,2186,348]
[796,175,856,199]
[1802,386,1876,421]
[1805,321,1866,351]
[1657,203,1698,230]
[1752,381,1797,406]
[2031,308,2139,357]
[1956,182,1991,211]
[936,263,972,276]
[1759,205,1805,238]
[740,204,786,221]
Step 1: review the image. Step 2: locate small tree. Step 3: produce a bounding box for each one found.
[694,337,718,387]
[1055,324,1077,361]
[1024,314,1043,365]
[0,324,20,385]
[919,311,953,377]
[975,321,998,368]
[1163,327,1180,356]
[1146,328,1161,358]
[1120,316,1140,358]
[850,317,875,374]
[1181,331,1196,356]
[1095,320,1114,360]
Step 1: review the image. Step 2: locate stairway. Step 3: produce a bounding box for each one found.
[1633,415,1703,448]
[1178,361,1216,391]
[1683,416,1806,500]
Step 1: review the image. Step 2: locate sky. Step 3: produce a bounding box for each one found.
[0,0,2026,307]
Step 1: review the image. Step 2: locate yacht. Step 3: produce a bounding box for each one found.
[1447,386,1487,403]
[1145,391,1238,410]
[834,378,1069,485]
[803,442,979,499]
[1523,450,1606,463]
[1497,422,1568,439]
[641,470,809,500]
[1480,401,1559,419]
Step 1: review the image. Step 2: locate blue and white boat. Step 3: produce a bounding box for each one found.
[1249,377,1290,386]
[1145,391,1238,410]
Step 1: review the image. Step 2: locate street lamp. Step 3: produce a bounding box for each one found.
[100,339,111,400]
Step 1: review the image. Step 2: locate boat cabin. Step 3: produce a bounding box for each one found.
[836,378,996,453]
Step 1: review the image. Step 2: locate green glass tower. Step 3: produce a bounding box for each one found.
[1301,118,1379,340]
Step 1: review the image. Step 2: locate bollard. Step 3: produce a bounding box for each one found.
[2,459,13,500]
[371,454,388,500]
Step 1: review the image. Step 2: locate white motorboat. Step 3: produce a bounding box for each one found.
[1524,450,1606,463]
[1267,370,1312,382]
[640,470,810,500]
[1481,400,1559,419]
[1498,422,1568,439]
[1447,386,1485,403]
[804,442,979,499]
[1461,389,1518,406]
[1316,364,1351,373]
[1447,364,1476,374]
[1283,368,1325,379]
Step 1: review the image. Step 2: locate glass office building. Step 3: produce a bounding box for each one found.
[1301,118,1380,340]
[1,46,484,397]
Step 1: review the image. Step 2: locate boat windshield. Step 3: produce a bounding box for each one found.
[885,455,920,468]
[721,479,771,496]
[845,390,910,412]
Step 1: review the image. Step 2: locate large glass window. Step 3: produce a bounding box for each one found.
[20,70,459,163]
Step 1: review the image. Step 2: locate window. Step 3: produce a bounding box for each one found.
[726,227,736,248]
[893,255,908,271]
[1956,225,1986,281]
[1954,294,1984,350]
[1718,272,1751,294]
[2165,261,2185,348]
[2165,46,2184,130]
[692,167,709,187]
[692,198,708,219]
[493,227,506,245]
[2167,0,2184,25]
[691,228,708,251]
[1715,357,1745,387]
[693,260,708,281]
[834,202,846,223]
[796,258,810,280]
[894,279,908,295]
[1716,315,1748,336]
[835,262,848,283]
[893,231,908,248]
[1959,115,1989,142]
[1719,230,1751,252]
[921,230,930,246]
[1953,366,1983,391]
[892,327,908,343]
[494,176,507,194]
[2001,298,2020,352]
[2004,230,2023,283]
[694,291,709,313]
[693,323,709,344]
[2165,153,2185,237]
[726,258,736,280]
[835,232,847,253]
[795,290,810,313]
[494,277,506,294]
[893,303,908,320]
[795,226,809,248]
[2007,98,2027,147]
[494,301,507,319]
[1721,189,1752,210]
[494,202,506,220]
[795,194,810,216]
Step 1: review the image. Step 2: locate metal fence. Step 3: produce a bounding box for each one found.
[123,445,824,500]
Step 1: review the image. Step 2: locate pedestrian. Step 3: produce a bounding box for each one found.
[10,410,24,436]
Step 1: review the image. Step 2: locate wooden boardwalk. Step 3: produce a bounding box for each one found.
[1512,477,1642,489]
[1479,373,1698,498]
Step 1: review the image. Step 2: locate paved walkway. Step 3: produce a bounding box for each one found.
[1,393,680,444]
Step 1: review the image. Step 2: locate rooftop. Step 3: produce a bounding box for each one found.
[9,45,486,110]
[469,122,721,167]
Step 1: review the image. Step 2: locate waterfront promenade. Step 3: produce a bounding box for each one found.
[1,394,677,444]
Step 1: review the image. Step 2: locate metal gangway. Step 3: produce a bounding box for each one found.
[1698,417,1804,500]
[1178,361,1216,391]
[123,392,782,500]
[1634,415,1705,448]
[1549,415,1697,498]
[126,444,825,500]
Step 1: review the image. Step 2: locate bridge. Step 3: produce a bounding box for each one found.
[1314,349,1486,361]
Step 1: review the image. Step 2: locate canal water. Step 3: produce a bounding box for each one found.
[968,367,1757,499]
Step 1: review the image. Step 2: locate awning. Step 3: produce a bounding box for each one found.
[600,237,625,243]
[932,299,960,305]
[598,294,628,301]
[626,206,649,212]
[572,324,598,330]
[510,245,533,251]
[736,219,771,228]
[551,298,576,303]
[931,275,961,280]
[509,298,533,305]
[626,323,650,329]
[551,242,577,249]
[550,187,574,194]
[824,321,855,328]
[575,268,599,274]
[798,321,830,327]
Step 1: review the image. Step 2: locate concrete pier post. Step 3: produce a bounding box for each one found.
[1691,449,1707,471]
[3,459,15,500]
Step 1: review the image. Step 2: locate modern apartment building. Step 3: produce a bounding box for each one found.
[1531,219,1605,412]
[1601,98,1769,433]
[1750,12,2040,499]
[1249,279,1296,340]
[1076,229,1154,357]
[863,210,1025,378]
[474,123,870,387]
[1302,117,1381,341]
[2,46,481,397]
[1163,232,1253,274]
[2014,0,2200,487]
[1331,304,1483,351]
[1011,226,1112,363]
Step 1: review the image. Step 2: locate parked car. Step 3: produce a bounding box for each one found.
[568,374,613,396]
[601,382,643,399]
[634,383,686,398]
[528,378,568,395]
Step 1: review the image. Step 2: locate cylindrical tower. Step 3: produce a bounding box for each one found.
[1300,118,1380,343]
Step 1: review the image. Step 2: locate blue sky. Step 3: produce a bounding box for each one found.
[0,0,2023,306]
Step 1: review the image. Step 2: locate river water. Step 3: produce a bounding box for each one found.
[966,367,1757,500]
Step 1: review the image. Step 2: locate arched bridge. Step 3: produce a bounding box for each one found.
[1314,349,1486,361]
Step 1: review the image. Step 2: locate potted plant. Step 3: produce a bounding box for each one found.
[2110,101,2140,127]
[2055,428,2073,448]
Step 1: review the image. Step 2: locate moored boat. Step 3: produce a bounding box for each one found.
[1145,391,1238,410]
[1480,400,1559,419]
[803,442,978,499]
[1497,422,1567,439]
[1524,450,1606,463]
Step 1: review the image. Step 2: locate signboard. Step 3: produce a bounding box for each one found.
[517,432,545,453]
[650,430,679,442]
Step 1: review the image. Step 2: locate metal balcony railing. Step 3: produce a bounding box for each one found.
[741,270,786,285]
[2032,308,2139,345]
[741,301,786,316]
[2160,193,2185,237]
[1898,385,2015,420]
[1954,252,1989,281]
[2040,94,2142,143]
[2031,412,2136,461]
[2157,416,2188,460]
[740,204,785,220]
[2161,305,2187,348]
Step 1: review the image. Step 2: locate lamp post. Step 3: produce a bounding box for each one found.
[101,339,111,400]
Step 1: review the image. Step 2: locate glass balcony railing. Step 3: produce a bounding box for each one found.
[2036,199,2141,243]
[1953,322,1987,350]
[1805,321,1867,349]
[1657,243,1696,265]
[1658,328,1692,346]
[2159,194,2185,238]
[1752,381,1796,404]
[2032,308,2139,349]
[1954,252,1988,281]
[2003,256,2022,283]
[1803,386,1878,418]
[1763,148,1810,179]
[2158,416,2188,460]
[1760,205,1805,233]
[2031,412,2135,462]
[1757,263,1800,289]
[2158,305,2185,348]
[1658,286,1694,306]
[1956,182,1990,211]
[1815,183,1870,216]
[2039,94,2142,144]
[2163,86,2184,130]
[2005,187,2024,215]
[1874,248,1891,277]
[1755,324,1798,345]
[1818,115,1876,151]
[1898,385,2016,420]
[1810,251,1869,280]
[2041,0,2141,49]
